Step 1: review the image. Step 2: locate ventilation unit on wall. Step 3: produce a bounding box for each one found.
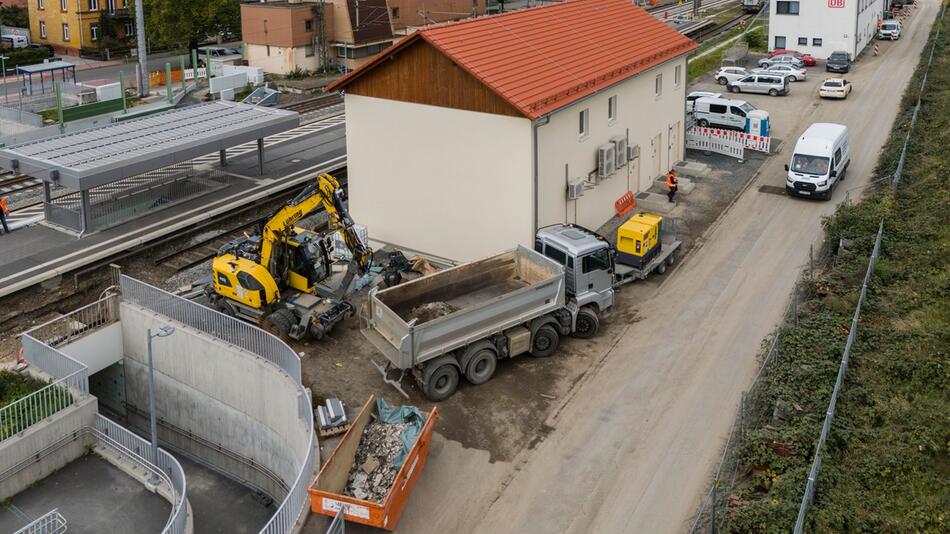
[611,136,628,168]
[567,179,585,200]
[627,144,640,161]
[597,143,616,180]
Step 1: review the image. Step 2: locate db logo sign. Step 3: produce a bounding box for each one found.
[828,0,845,7]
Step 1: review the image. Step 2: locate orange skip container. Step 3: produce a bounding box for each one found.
[308,395,438,531]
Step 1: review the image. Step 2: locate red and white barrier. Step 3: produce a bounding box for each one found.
[686,128,745,160]
[688,126,772,154]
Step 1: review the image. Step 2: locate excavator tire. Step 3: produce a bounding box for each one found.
[263,309,294,340]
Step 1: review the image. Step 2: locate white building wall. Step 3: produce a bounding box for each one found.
[536,56,688,231]
[345,94,534,262]
[246,43,320,74]
[769,0,885,59]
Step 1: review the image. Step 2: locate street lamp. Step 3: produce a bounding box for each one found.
[146,325,175,484]
[1,55,8,106]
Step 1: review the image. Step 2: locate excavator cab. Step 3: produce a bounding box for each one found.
[286,230,331,292]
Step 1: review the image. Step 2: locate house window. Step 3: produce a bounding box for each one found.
[774,36,786,49]
[40,21,47,38]
[38,0,45,9]
[655,73,662,97]
[107,0,115,13]
[798,37,807,45]
[266,45,271,56]
[90,23,99,41]
[305,45,314,57]
[608,95,617,123]
[813,38,823,46]
[776,1,799,14]
[60,0,67,11]
[125,21,133,36]
[62,23,70,41]
[674,64,681,86]
[88,0,99,10]
[579,108,589,138]
[305,19,313,31]
[391,7,400,18]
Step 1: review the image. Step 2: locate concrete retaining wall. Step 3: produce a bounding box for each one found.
[120,303,309,500]
[58,322,123,375]
[0,395,98,501]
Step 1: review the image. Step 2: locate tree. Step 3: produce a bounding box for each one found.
[0,6,30,29]
[138,0,240,49]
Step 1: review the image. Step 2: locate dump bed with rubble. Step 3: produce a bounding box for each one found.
[360,245,565,370]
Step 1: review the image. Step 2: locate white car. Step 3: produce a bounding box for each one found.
[687,91,723,112]
[758,54,805,69]
[818,78,853,99]
[878,21,901,40]
[713,66,751,86]
[752,64,807,82]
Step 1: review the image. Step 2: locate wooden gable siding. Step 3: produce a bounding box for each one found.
[342,40,525,118]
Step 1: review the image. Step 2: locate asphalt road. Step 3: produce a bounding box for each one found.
[369,1,941,532]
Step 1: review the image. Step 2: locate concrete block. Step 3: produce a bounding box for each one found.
[654,176,695,194]
[674,160,711,179]
[636,192,676,213]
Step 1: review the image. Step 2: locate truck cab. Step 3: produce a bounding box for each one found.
[535,225,615,316]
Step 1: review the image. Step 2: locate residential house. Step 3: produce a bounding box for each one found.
[386,0,487,36]
[241,0,331,75]
[327,0,393,71]
[328,0,697,261]
[768,0,886,59]
[28,0,134,56]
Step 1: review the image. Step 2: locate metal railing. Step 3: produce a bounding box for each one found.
[119,275,302,383]
[95,415,188,534]
[118,274,315,534]
[12,509,67,534]
[326,508,345,534]
[25,294,119,348]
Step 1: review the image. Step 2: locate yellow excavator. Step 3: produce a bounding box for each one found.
[206,173,374,340]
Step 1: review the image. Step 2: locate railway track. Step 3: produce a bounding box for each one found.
[691,12,754,42]
[0,174,42,195]
[281,93,344,115]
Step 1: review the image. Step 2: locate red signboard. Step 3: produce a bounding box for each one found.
[828,0,845,7]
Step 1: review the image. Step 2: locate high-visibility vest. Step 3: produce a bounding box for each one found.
[0,197,8,215]
[666,173,677,189]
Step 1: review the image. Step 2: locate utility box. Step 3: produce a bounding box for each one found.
[617,212,662,269]
[747,109,771,137]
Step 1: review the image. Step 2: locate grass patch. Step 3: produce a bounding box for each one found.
[718,7,950,532]
[0,371,47,409]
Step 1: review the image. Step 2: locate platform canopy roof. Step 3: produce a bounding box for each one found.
[15,61,77,74]
[0,101,300,191]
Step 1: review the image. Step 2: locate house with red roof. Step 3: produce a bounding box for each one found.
[328,0,697,261]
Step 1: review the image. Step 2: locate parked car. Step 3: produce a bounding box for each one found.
[818,78,852,99]
[878,21,901,40]
[758,54,805,69]
[752,64,807,81]
[687,91,722,112]
[713,66,751,86]
[692,96,756,130]
[769,49,817,66]
[728,74,789,96]
[826,51,852,73]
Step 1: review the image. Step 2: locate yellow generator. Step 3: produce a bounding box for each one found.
[617,212,663,269]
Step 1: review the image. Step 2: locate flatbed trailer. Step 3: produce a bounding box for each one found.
[613,239,682,287]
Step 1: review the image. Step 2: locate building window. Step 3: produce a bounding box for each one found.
[88,0,98,10]
[90,23,99,40]
[391,6,400,18]
[305,45,315,57]
[813,37,823,46]
[776,1,799,14]
[579,108,589,138]
[674,64,681,86]
[39,21,47,38]
[266,45,271,56]
[107,0,115,13]
[655,73,662,97]
[62,23,70,41]
[798,37,807,45]
[38,0,45,9]
[607,95,617,123]
[774,36,786,49]
[305,19,314,31]
[60,0,67,11]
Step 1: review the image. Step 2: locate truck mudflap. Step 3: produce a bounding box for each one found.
[372,360,411,399]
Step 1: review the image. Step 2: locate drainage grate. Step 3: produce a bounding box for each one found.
[758,185,787,196]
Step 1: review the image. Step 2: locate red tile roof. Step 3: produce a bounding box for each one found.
[329,0,698,119]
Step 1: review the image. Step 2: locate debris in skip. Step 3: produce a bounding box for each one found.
[409,301,458,323]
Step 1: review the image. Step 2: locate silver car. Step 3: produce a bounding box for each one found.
[713,66,751,86]
[728,74,789,96]
[752,64,807,81]
[758,54,805,69]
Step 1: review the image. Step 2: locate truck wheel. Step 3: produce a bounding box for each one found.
[263,310,293,340]
[530,325,560,357]
[214,299,235,317]
[464,349,497,385]
[573,308,600,339]
[657,262,667,275]
[424,364,459,401]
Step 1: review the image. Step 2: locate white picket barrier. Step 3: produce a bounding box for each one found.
[688,126,772,154]
[686,128,745,160]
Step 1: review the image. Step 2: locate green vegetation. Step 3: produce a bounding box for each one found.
[742,28,767,52]
[0,371,47,409]
[688,48,727,82]
[0,371,74,440]
[0,5,28,28]
[285,67,307,81]
[720,9,950,532]
[140,0,240,49]
[3,48,54,69]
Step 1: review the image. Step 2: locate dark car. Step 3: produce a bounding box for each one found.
[826,51,852,73]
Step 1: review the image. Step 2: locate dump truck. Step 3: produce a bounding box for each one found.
[361,219,680,401]
[309,395,438,531]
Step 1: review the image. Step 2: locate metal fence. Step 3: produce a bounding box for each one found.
[326,508,345,534]
[119,275,302,383]
[118,274,316,534]
[25,294,119,348]
[94,415,189,534]
[12,509,67,534]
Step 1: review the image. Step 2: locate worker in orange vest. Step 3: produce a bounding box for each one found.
[0,196,9,234]
[666,169,678,203]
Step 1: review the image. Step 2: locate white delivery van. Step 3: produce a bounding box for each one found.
[1,35,28,49]
[785,123,850,200]
[693,97,757,131]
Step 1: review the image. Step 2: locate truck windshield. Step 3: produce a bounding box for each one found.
[790,154,830,175]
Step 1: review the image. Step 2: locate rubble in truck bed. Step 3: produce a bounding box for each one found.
[408,301,459,323]
[344,421,409,502]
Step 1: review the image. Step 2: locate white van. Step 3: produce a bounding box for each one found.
[785,123,850,200]
[1,35,28,49]
[693,97,756,131]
